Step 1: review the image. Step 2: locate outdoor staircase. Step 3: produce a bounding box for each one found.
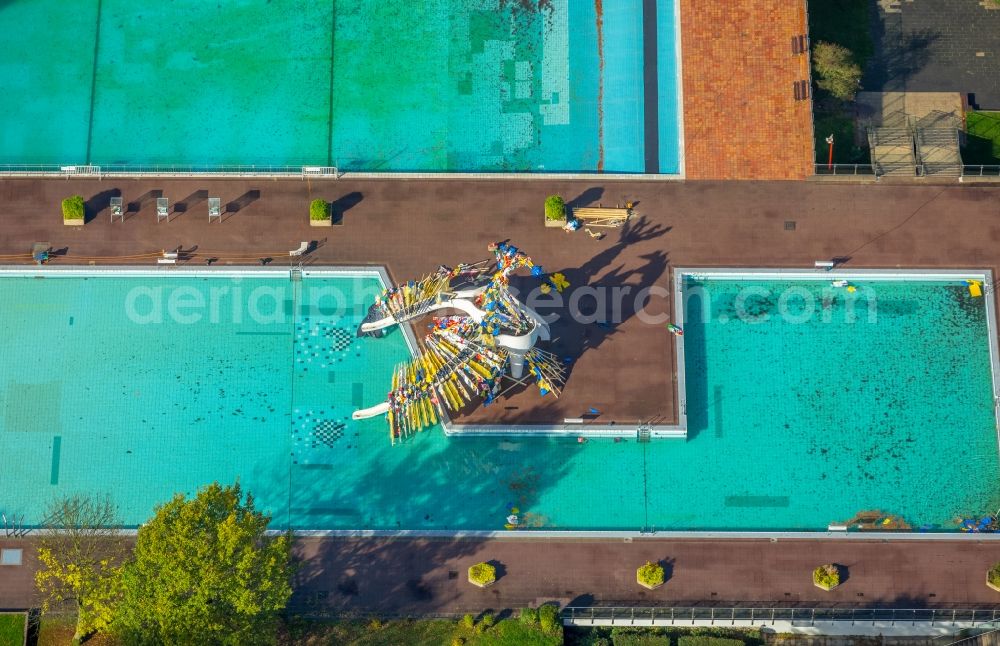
[914,112,964,178]
[868,126,918,177]
[916,127,963,177]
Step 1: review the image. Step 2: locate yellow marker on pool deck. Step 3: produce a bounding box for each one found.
[967,280,983,298]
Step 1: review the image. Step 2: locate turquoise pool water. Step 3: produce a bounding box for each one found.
[0,0,680,173]
[0,273,997,532]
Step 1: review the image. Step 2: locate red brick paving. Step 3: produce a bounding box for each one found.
[0,539,36,609]
[680,0,814,180]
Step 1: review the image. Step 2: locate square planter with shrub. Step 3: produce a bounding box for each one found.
[309,199,331,227]
[636,560,665,590]
[62,195,85,226]
[544,195,567,228]
[467,562,496,588]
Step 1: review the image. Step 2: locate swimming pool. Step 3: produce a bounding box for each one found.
[0,0,681,174]
[0,269,997,533]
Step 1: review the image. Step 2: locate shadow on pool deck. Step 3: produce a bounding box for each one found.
[453,216,670,426]
[331,191,364,223]
[226,189,261,214]
[286,417,576,611]
[125,188,163,216]
[174,189,209,214]
[84,188,121,224]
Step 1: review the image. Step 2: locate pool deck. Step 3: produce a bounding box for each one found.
[1,177,1000,612]
[287,536,1000,613]
[3,535,999,613]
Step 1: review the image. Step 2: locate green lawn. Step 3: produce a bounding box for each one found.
[807,0,874,68]
[963,112,1000,165]
[0,614,25,646]
[813,113,871,164]
[280,617,562,646]
[807,0,876,166]
[31,612,561,646]
[464,619,562,646]
[565,626,763,646]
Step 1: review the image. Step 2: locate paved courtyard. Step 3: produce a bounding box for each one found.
[867,0,1000,109]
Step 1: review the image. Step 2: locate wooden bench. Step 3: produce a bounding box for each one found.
[571,206,632,228]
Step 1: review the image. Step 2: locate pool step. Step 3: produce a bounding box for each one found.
[290,267,303,282]
[637,428,651,443]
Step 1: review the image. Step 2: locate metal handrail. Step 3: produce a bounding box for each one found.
[0,163,309,176]
[562,606,1000,626]
[813,163,876,176]
[962,165,1000,177]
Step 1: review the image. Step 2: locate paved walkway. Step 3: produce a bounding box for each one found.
[290,537,1000,615]
[3,534,998,614]
[866,0,1000,109]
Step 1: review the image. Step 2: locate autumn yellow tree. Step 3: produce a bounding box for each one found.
[34,495,127,643]
[113,483,292,645]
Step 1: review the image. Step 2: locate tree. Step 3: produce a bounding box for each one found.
[34,494,127,643]
[113,482,292,645]
[812,41,862,101]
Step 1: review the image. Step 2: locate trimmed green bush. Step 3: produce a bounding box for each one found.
[614,634,670,646]
[538,603,560,632]
[677,637,745,646]
[989,562,1000,588]
[468,562,496,586]
[62,195,85,220]
[813,563,840,590]
[636,560,665,588]
[544,195,566,221]
[309,198,330,221]
[461,613,475,629]
[520,607,539,625]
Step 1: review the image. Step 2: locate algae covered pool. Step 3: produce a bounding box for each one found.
[0,0,681,173]
[0,270,997,533]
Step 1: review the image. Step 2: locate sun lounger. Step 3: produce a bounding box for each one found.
[208,197,221,222]
[110,197,124,222]
[156,197,169,222]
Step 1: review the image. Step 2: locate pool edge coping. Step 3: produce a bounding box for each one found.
[3,265,997,539]
[673,267,1000,446]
